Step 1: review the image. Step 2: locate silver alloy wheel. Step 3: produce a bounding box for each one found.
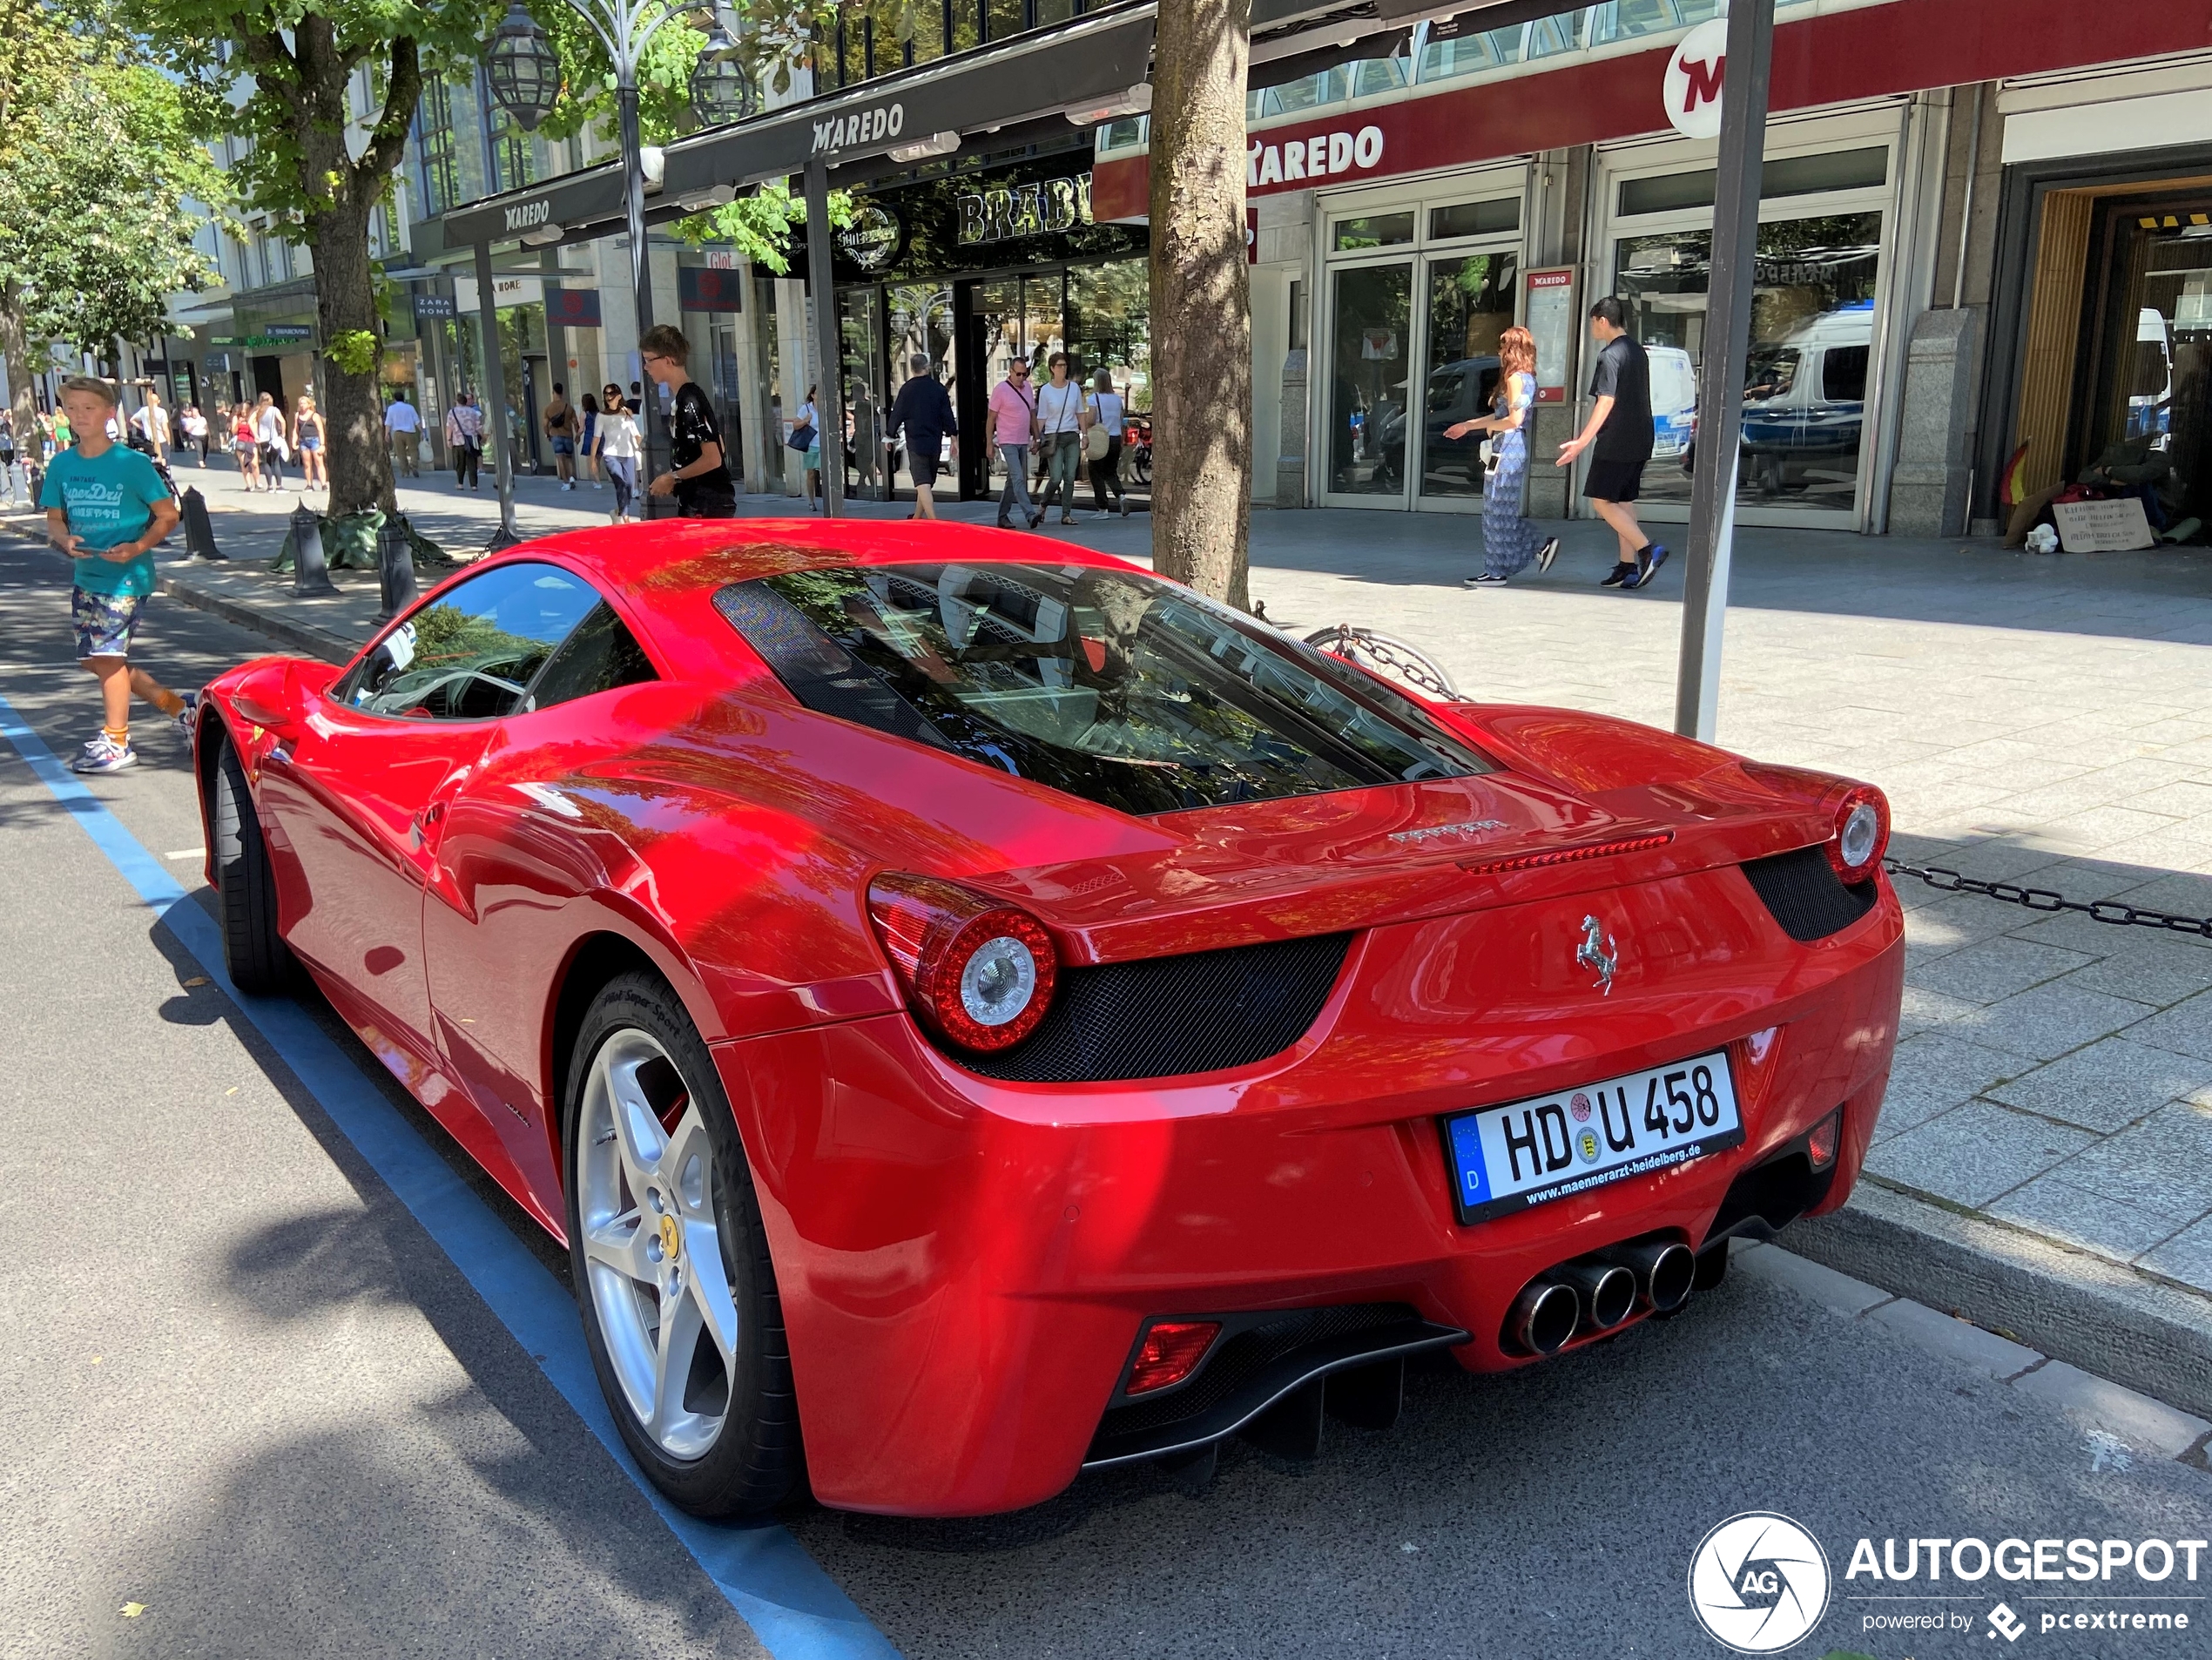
[577,1028,739,1461]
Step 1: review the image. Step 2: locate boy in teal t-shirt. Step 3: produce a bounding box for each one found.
[40,376,188,773]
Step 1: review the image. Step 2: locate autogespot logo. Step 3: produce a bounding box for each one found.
[1689,1513,1832,1653]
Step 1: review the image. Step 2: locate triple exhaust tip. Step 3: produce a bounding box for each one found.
[1508,1239,1698,1355]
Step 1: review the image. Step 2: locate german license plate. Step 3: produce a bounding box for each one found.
[1441,1051,1743,1225]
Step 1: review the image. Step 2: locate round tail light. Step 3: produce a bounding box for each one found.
[1828,785,1888,884]
[867,874,1057,1053]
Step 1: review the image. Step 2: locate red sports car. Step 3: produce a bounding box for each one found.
[194,523,1902,1518]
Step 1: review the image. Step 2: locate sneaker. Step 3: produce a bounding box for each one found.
[1631,543,1671,589]
[71,733,137,773]
[1601,563,1635,587]
[1028,512,1045,529]
[172,691,199,740]
[1060,516,1079,526]
[1465,572,1508,586]
[1119,498,1130,517]
[996,516,1014,529]
[1536,536,1560,573]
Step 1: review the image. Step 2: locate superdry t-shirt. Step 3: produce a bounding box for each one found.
[40,442,172,597]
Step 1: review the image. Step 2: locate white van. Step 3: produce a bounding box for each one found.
[1737,300,1875,495]
[1649,346,1696,460]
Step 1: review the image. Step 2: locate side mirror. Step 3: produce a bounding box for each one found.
[230,658,301,732]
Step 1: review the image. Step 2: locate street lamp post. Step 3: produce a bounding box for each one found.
[487,0,749,524]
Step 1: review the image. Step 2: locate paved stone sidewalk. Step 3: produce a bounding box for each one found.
[13,469,2212,1319]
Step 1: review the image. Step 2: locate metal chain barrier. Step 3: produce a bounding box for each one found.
[1883,858,2212,940]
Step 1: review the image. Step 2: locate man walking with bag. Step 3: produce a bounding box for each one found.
[445,392,484,490]
[988,361,1041,529]
[886,354,956,521]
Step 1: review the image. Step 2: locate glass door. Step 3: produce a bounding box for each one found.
[1416,249,1518,505]
[968,273,1066,500]
[2080,195,2212,530]
[838,288,883,500]
[1325,261,1414,503]
[887,282,954,499]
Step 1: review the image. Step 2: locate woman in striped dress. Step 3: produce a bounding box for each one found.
[1451,325,1557,586]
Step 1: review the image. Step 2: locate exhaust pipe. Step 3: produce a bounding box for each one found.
[1607,1238,1696,1314]
[1507,1280,1581,1355]
[1558,1259,1638,1332]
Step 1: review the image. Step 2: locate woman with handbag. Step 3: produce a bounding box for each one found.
[1082,369,1128,517]
[1035,352,1085,526]
[1447,326,1557,586]
[787,384,823,511]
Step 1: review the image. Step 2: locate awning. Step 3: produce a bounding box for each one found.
[431,6,1155,256]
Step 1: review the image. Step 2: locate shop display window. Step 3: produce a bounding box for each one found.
[2080,204,2212,530]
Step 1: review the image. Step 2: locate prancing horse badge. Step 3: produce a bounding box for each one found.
[1576,914,1618,996]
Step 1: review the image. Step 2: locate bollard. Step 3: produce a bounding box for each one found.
[291,498,336,596]
[375,512,420,622]
[180,487,226,561]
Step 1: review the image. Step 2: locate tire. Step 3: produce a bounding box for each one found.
[563,972,802,1517]
[209,736,293,994]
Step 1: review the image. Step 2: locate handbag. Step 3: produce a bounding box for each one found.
[1084,420,1111,462]
[786,422,816,452]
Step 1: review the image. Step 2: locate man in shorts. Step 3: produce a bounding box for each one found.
[1557,296,1669,590]
[640,325,737,519]
[886,354,957,520]
[40,376,189,773]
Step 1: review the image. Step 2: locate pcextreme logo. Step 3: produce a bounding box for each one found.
[1689,1513,1831,1653]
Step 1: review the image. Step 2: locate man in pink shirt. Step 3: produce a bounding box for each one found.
[988,360,1042,529]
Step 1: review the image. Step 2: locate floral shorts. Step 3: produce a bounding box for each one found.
[72,585,146,659]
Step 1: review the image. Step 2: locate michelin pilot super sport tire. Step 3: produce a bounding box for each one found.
[209,735,293,995]
[563,971,803,1517]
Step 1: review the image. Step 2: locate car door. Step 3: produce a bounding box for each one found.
[417,596,666,1219]
[255,561,603,1102]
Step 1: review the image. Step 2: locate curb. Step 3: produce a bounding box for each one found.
[1788,1179,2212,1423]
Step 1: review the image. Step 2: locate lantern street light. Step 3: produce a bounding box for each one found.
[486,0,752,518]
[689,17,757,128]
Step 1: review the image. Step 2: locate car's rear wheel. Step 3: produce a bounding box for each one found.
[208,735,293,994]
[563,972,802,1516]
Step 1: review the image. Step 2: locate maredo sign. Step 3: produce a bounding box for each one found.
[1663,17,1730,139]
[1246,123,1386,193]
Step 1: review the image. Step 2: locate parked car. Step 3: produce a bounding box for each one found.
[1376,356,1501,493]
[1737,300,1874,495]
[194,525,1904,1519]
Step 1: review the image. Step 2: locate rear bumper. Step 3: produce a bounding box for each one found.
[712,875,1903,1515]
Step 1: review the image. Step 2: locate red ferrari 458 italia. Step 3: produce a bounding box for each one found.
[193,523,1902,1518]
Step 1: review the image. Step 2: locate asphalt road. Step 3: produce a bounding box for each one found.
[2,536,2209,1660]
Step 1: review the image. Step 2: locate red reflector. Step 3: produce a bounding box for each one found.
[1807,1111,1840,1170]
[1126,1320,1221,1395]
[1458,833,1673,877]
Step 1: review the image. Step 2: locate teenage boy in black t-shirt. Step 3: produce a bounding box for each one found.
[1556,296,1669,590]
[640,324,737,519]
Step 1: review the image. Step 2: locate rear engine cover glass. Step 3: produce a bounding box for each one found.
[717,563,1492,814]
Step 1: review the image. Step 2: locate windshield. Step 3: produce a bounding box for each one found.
[715,562,1492,815]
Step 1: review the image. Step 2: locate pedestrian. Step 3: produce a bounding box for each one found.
[0,408,17,507]
[385,389,421,478]
[789,382,822,511]
[578,393,601,489]
[592,383,641,523]
[229,402,258,489]
[988,359,1041,529]
[40,375,189,774]
[1082,368,1130,519]
[445,391,483,490]
[180,402,208,466]
[1556,296,1668,590]
[1035,352,1085,526]
[129,388,171,460]
[639,324,736,519]
[1453,327,1559,587]
[293,393,327,491]
[885,353,957,521]
[543,381,577,489]
[253,392,287,490]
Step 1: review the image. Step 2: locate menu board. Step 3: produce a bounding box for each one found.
[1526,267,1576,404]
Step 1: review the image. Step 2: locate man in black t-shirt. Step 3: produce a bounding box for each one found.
[1557,296,1669,590]
[886,354,958,520]
[639,324,736,519]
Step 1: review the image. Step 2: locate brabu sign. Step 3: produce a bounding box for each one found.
[957,174,1093,246]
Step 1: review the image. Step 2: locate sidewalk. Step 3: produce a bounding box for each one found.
[17,462,2212,1408]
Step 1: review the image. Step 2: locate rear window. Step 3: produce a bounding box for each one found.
[715,563,1491,815]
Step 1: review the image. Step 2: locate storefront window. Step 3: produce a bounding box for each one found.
[1328,265,1412,496]
[2083,205,2212,530]
[1067,259,1150,410]
[1336,213,1415,252]
[1614,209,1883,511]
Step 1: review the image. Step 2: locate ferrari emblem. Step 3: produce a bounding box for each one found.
[658,1213,682,1259]
[1576,914,1618,996]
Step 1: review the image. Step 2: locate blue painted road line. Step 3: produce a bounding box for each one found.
[0,693,900,1660]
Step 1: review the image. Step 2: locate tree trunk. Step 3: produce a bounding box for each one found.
[0,286,37,460]
[1148,0,1252,610]
[311,200,394,517]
